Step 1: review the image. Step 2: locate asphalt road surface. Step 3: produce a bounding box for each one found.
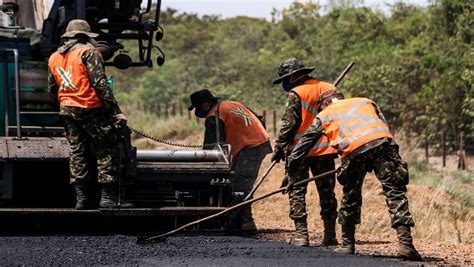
[0,234,408,266]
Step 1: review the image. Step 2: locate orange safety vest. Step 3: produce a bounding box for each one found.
[316,97,394,158]
[207,101,270,161]
[48,46,103,108]
[289,79,338,157]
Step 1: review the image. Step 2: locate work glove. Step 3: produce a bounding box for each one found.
[115,113,127,127]
[271,149,285,163]
[280,175,294,194]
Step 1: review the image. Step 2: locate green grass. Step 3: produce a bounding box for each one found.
[408,158,473,208]
[446,185,474,208]
[409,161,443,188]
[402,157,473,243]
[452,170,474,184]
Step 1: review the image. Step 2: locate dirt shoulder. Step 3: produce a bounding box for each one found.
[252,159,474,265]
[255,228,473,265]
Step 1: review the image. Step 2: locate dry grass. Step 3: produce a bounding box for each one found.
[252,153,473,245]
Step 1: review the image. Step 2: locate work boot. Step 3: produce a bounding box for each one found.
[240,207,257,233]
[334,224,355,254]
[289,218,309,246]
[396,225,423,261]
[73,182,89,210]
[99,183,134,208]
[322,219,339,246]
[240,220,257,233]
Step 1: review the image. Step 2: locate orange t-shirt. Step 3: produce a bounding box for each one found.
[207,101,270,160]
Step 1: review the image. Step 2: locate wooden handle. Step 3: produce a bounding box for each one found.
[144,169,337,243]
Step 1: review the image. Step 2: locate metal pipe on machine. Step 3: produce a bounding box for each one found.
[136,150,224,162]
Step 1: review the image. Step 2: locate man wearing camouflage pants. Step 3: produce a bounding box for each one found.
[271,58,338,246]
[287,89,423,261]
[48,19,132,209]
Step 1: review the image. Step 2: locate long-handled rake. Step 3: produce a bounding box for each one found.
[138,169,336,243]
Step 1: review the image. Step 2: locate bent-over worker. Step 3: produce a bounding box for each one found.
[287,89,423,261]
[188,89,272,232]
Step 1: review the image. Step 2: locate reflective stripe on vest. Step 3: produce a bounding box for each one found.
[290,80,337,157]
[206,101,269,163]
[338,126,391,152]
[300,100,318,116]
[48,45,103,109]
[317,98,393,158]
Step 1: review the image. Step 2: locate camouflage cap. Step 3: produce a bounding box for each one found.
[272,58,316,84]
[61,19,99,39]
[317,89,345,111]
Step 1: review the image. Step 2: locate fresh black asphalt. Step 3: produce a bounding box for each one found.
[0,234,406,266]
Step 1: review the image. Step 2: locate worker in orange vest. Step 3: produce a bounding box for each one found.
[188,89,272,232]
[48,19,132,209]
[287,89,423,261]
[271,58,338,246]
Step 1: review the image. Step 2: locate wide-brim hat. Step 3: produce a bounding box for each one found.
[61,19,99,38]
[188,89,218,111]
[273,57,316,84]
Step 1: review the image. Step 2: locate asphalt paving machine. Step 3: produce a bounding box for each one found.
[0,0,234,232]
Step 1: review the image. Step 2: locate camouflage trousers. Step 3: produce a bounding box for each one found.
[287,155,338,221]
[231,141,272,225]
[60,109,120,184]
[337,141,415,228]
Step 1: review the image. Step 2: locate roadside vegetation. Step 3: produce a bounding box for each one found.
[112,0,472,150]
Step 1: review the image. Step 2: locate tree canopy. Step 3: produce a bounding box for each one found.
[113,0,473,147]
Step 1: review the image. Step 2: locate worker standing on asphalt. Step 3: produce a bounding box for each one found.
[271,58,339,246]
[188,89,272,232]
[286,89,423,261]
[48,19,132,209]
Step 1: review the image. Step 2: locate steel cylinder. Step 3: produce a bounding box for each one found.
[136,150,224,162]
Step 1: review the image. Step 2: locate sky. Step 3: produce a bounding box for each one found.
[47,0,430,20]
[159,0,429,19]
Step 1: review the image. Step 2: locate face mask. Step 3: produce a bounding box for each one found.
[282,80,294,92]
[195,107,209,118]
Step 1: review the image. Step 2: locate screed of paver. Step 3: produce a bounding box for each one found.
[0,235,407,266]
